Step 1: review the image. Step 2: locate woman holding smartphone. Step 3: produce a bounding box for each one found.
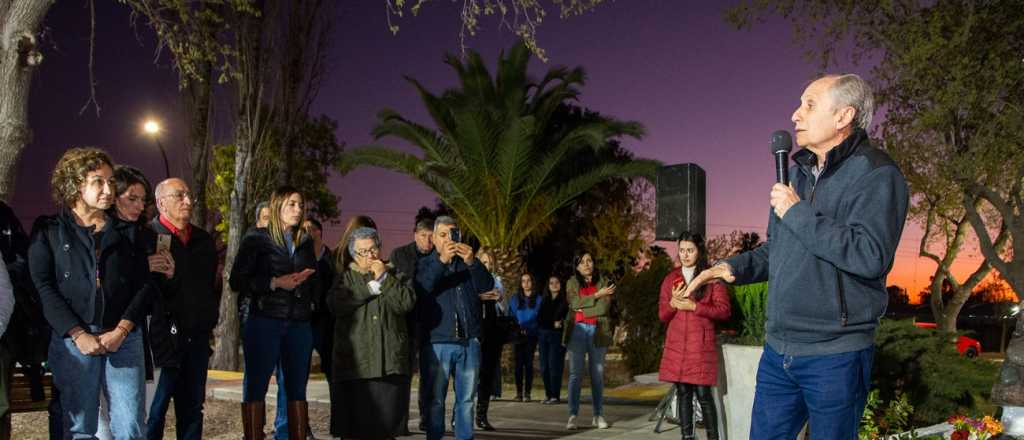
[230,186,319,439]
[658,232,730,440]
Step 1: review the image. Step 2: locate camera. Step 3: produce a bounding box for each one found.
[450,227,461,243]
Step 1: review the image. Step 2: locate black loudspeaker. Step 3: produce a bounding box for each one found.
[656,163,706,241]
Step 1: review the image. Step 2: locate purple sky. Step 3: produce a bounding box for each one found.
[17,0,988,296]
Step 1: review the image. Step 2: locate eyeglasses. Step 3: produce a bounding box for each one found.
[354,247,380,258]
[161,191,193,201]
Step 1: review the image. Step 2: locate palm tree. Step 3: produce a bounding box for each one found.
[338,41,660,286]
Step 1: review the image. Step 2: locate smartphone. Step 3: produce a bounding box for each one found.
[450,228,461,243]
[157,234,172,254]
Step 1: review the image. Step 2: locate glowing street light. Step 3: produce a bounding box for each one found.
[142,119,170,178]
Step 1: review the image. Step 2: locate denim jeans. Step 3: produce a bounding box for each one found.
[567,323,606,417]
[145,335,211,440]
[422,339,480,440]
[273,312,333,439]
[514,336,538,397]
[750,344,874,440]
[538,329,566,400]
[242,315,313,403]
[49,327,145,440]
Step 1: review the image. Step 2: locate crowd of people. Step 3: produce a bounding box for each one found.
[0,72,907,440]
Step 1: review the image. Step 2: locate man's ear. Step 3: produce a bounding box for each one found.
[835,106,857,131]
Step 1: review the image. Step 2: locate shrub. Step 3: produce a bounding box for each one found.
[617,254,674,375]
[726,282,768,346]
[874,319,999,425]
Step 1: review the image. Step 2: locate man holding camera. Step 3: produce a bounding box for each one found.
[415,216,494,440]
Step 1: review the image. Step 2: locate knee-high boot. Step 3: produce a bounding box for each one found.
[241,401,266,440]
[287,401,309,440]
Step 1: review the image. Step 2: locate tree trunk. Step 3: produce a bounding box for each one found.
[491,246,525,302]
[185,65,213,229]
[209,138,254,371]
[0,1,55,201]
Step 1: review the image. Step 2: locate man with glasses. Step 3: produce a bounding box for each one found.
[146,178,220,439]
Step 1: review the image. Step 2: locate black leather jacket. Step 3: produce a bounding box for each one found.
[230,227,319,321]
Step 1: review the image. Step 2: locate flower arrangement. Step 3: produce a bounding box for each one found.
[947,415,1002,440]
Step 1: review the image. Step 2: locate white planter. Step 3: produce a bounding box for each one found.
[720,343,764,440]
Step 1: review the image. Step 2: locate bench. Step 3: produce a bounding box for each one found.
[9,364,54,413]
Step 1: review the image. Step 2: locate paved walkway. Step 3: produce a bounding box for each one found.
[206,371,716,439]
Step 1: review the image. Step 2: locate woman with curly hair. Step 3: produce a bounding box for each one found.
[29,148,163,438]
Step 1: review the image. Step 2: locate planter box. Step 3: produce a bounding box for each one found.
[720,343,764,440]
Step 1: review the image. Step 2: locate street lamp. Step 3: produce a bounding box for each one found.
[142,119,170,178]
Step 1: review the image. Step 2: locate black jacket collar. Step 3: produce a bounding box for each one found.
[793,128,869,174]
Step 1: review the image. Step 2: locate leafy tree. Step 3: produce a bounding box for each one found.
[706,230,762,263]
[385,0,609,61]
[617,253,673,375]
[338,41,660,288]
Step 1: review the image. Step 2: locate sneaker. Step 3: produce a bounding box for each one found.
[566,415,578,430]
[593,415,609,429]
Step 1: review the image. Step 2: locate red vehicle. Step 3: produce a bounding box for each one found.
[914,322,982,358]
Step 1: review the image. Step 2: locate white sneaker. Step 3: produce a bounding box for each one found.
[593,415,609,429]
[566,415,578,430]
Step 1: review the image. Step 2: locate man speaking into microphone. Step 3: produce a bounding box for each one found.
[683,74,908,439]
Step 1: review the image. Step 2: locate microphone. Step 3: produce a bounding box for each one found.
[771,130,793,185]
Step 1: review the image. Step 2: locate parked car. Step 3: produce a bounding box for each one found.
[914,322,982,358]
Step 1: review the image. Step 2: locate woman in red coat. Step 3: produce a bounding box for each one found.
[658,232,730,440]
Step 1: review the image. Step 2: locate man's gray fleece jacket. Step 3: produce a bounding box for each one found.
[725,128,909,356]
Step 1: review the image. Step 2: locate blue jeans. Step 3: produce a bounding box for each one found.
[422,339,480,440]
[750,344,874,440]
[567,323,606,417]
[145,335,211,440]
[49,328,145,440]
[242,315,313,403]
[273,313,333,439]
[538,329,566,400]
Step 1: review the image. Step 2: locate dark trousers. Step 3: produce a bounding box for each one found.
[476,328,504,405]
[676,383,717,439]
[538,329,565,400]
[514,336,538,397]
[146,335,212,440]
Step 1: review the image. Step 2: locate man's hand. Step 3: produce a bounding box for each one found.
[455,243,475,265]
[439,242,458,264]
[148,251,175,278]
[596,284,616,299]
[770,183,801,218]
[682,263,735,298]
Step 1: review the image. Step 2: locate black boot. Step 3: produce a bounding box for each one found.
[696,386,719,440]
[676,384,695,440]
[476,400,496,431]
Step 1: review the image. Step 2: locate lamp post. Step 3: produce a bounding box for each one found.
[143,120,170,179]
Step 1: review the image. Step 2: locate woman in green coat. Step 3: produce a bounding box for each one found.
[329,227,416,439]
[564,252,616,431]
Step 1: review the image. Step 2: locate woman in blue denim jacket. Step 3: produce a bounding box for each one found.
[510,273,542,402]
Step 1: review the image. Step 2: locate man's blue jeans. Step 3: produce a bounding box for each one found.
[242,315,313,403]
[750,344,874,440]
[422,339,480,440]
[567,323,607,418]
[49,328,145,440]
[145,334,211,440]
